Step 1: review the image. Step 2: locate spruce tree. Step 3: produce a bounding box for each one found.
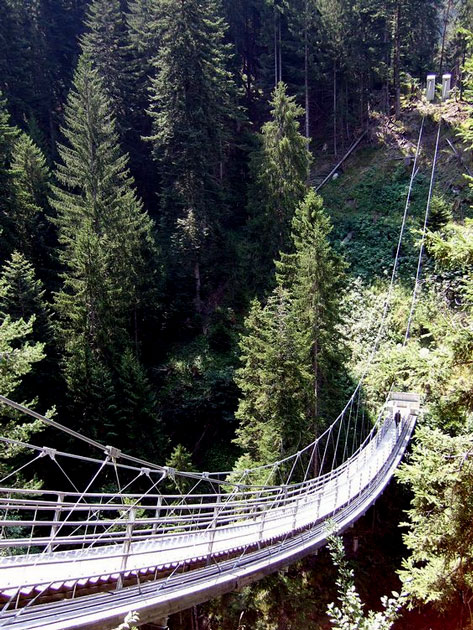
[6,133,51,265]
[276,189,347,422]
[0,252,53,345]
[0,251,57,408]
[127,0,163,70]
[234,288,313,480]
[0,94,18,212]
[80,0,131,139]
[235,191,346,480]
[247,82,311,284]
[148,0,239,314]
[0,277,46,478]
[117,349,167,459]
[50,57,157,437]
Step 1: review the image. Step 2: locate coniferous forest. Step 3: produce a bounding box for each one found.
[2,0,473,627]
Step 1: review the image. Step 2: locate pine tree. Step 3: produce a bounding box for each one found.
[0,252,53,345]
[80,0,131,140]
[0,94,18,208]
[247,82,311,284]
[234,288,313,481]
[0,277,46,478]
[117,349,167,458]
[5,132,51,265]
[148,0,239,314]
[276,189,347,423]
[50,57,157,430]
[234,191,346,480]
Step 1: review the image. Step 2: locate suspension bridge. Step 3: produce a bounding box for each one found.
[0,392,418,630]
[0,86,448,629]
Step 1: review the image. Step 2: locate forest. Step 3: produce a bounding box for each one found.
[1,0,473,627]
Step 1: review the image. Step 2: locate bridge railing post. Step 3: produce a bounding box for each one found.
[152,495,162,535]
[291,496,299,531]
[207,494,221,560]
[118,507,136,590]
[316,489,322,520]
[46,492,64,553]
[258,508,267,547]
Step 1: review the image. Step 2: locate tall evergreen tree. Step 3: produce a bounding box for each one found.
[81,0,131,140]
[0,94,19,264]
[235,191,346,480]
[148,0,240,315]
[0,252,53,345]
[0,94,18,209]
[247,82,311,285]
[50,57,157,439]
[276,189,347,422]
[5,133,51,267]
[234,287,313,481]
[117,349,167,459]
[0,252,57,408]
[0,277,46,479]
[127,0,163,70]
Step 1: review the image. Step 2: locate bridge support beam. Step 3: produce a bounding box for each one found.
[141,617,168,630]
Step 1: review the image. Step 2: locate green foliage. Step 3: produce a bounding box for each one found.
[117,349,167,460]
[0,278,46,479]
[5,132,50,264]
[0,93,18,195]
[234,190,347,481]
[148,0,240,314]
[396,426,473,615]
[326,163,432,280]
[247,82,311,281]
[81,0,132,139]
[0,251,53,346]
[233,288,312,482]
[206,554,336,630]
[327,533,404,629]
[51,56,156,355]
[50,56,157,440]
[165,444,197,493]
[156,333,239,470]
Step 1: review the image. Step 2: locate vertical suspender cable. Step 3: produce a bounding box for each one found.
[404,118,442,342]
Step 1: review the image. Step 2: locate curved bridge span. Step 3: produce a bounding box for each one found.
[0,408,416,630]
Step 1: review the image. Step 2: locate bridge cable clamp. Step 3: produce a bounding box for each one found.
[163,466,176,481]
[41,446,57,460]
[104,445,121,461]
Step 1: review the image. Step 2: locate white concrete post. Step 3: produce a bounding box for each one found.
[442,74,451,101]
[426,74,436,101]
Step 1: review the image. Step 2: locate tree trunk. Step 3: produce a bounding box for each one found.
[439,0,453,76]
[393,0,401,119]
[278,11,282,83]
[194,260,202,314]
[274,5,278,87]
[304,0,310,142]
[384,26,389,114]
[333,59,337,156]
